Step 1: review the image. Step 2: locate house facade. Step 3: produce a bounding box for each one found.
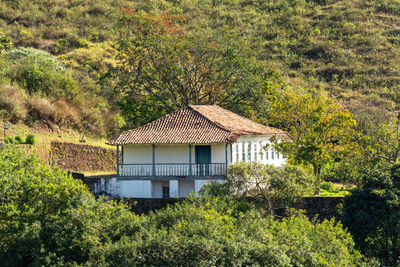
[107,105,286,198]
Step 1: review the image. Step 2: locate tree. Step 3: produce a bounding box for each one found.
[202,162,315,215]
[114,11,273,127]
[0,146,139,265]
[0,146,364,266]
[265,88,356,194]
[342,164,400,266]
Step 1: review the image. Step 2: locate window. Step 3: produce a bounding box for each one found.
[266,150,269,160]
[271,151,274,160]
[277,153,280,159]
[162,186,170,198]
[247,142,251,162]
[242,143,246,161]
[254,143,257,161]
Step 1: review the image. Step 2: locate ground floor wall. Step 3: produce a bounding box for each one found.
[93,178,224,198]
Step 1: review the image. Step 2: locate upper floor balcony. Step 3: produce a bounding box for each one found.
[118,163,227,180]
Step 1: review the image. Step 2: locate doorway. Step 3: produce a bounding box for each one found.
[195,145,211,176]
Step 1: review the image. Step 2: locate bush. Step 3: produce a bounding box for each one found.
[0,146,138,266]
[342,164,400,266]
[25,134,35,145]
[53,99,80,127]
[98,197,363,266]
[4,137,13,144]
[14,136,23,144]
[25,95,56,123]
[320,181,334,191]
[0,85,27,123]
[7,48,77,99]
[210,162,316,214]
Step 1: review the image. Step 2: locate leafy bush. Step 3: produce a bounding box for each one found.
[7,48,77,98]
[14,136,23,144]
[0,29,13,52]
[320,181,334,191]
[4,137,13,144]
[25,134,35,145]
[342,164,400,266]
[204,162,316,214]
[0,146,139,266]
[97,197,363,266]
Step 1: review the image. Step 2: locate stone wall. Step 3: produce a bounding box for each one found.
[115,197,343,220]
[51,141,117,172]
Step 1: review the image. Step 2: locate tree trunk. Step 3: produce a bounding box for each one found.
[314,164,321,196]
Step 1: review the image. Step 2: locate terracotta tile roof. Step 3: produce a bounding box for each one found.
[108,105,284,145]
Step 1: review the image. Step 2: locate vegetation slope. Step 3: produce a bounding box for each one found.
[0,0,400,138]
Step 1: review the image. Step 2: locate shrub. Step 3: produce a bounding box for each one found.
[5,137,13,144]
[98,197,363,266]
[0,85,27,123]
[25,95,56,123]
[14,136,23,144]
[53,99,80,127]
[0,146,139,266]
[213,162,316,214]
[7,48,78,99]
[25,134,35,145]
[342,164,400,266]
[320,181,334,191]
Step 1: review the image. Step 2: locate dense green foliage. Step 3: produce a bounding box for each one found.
[342,164,400,266]
[204,162,315,214]
[0,147,363,266]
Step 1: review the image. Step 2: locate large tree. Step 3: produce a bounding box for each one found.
[114,10,274,127]
[342,164,400,266]
[265,87,356,194]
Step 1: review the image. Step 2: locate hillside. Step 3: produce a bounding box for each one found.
[0,0,399,137]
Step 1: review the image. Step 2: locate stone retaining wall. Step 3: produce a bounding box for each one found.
[115,197,343,220]
[51,141,116,172]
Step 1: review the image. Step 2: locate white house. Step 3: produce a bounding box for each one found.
[107,105,286,198]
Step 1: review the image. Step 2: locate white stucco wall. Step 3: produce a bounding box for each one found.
[124,145,152,163]
[179,180,195,197]
[170,180,179,197]
[119,180,151,198]
[123,143,230,164]
[232,135,287,167]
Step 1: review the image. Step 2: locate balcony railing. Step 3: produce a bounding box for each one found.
[119,163,227,178]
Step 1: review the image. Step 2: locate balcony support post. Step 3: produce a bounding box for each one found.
[116,145,120,178]
[189,144,192,177]
[152,144,155,178]
[225,143,228,174]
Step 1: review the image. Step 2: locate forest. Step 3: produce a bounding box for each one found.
[1,0,400,265]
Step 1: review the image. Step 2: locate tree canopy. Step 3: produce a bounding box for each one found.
[114,11,275,127]
[265,87,356,192]
[0,146,363,266]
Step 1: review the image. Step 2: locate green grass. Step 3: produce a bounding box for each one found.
[5,122,111,148]
[319,182,353,197]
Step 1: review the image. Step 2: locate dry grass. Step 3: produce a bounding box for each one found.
[0,84,27,123]
[25,94,56,123]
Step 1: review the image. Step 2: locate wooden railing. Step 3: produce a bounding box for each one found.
[119,163,227,177]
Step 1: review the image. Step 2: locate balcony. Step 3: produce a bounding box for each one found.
[118,163,227,180]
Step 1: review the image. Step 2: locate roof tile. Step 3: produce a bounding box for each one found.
[108,105,283,145]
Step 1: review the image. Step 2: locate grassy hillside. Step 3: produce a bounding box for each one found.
[0,0,399,137]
